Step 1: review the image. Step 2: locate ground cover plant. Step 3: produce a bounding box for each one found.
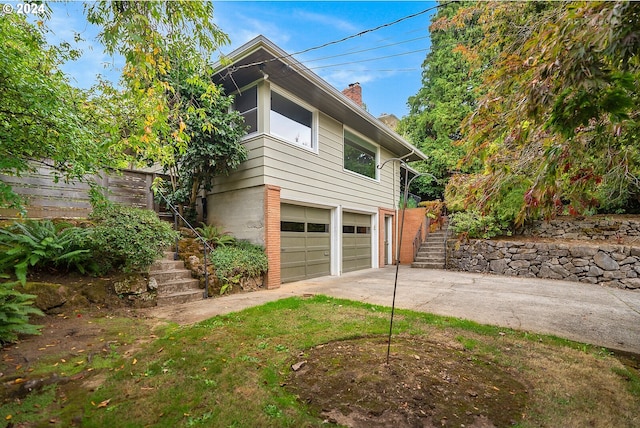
[1,295,639,427]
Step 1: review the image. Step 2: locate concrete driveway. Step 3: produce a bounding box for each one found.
[148,266,640,354]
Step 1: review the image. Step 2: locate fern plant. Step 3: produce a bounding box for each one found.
[0,281,43,343]
[0,220,92,284]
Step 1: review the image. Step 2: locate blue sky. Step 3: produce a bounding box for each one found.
[38,1,437,119]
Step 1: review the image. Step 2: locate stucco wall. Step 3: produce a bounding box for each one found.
[207,185,265,246]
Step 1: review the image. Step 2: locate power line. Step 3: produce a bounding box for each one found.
[303,35,431,64]
[289,4,442,57]
[308,49,429,71]
[225,2,448,73]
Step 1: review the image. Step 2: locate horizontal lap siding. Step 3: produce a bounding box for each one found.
[210,114,398,212]
[265,113,397,210]
[211,138,266,193]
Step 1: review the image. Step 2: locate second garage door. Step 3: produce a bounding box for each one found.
[281,204,331,283]
[342,212,372,273]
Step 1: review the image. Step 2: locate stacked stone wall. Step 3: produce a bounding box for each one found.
[447,239,640,289]
[522,216,640,242]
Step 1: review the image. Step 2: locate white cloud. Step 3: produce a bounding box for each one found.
[293,10,359,33]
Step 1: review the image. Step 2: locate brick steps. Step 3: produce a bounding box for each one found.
[150,251,203,306]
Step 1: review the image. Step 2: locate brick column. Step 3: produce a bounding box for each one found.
[399,207,427,264]
[264,185,281,288]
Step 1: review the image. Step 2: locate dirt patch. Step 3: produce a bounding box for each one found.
[287,335,527,428]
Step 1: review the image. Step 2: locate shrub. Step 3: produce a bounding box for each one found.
[449,211,510,240]
[195,223,235,248]
[0,220,94,283]
[399,194,418,209]
[89,202,178,273]
[210,241,268,294]
[0,281,43,343]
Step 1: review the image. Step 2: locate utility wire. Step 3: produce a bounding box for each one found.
[308,48,428,71]
[289,4,441,57]
[303,35,431,64]
[224,2,449,73]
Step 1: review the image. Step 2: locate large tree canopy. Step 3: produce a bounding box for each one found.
[441,1,640,225]
[84,0,230,165]
[158,60,248,212]
[1,1,243,210]
[399,1,484,200]
[0,13,110,208]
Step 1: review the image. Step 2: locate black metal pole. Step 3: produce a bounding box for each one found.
[386,165,410,365]
[377,160,437,365]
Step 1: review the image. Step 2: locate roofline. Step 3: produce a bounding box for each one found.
[215,36,428,162]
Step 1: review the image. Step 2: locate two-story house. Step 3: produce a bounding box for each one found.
[209,36,427,287]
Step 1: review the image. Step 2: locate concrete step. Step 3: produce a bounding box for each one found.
[412,261,445,269]
[152,250,204,306]
[163,251,178,260]
[422,243,445,248]
[149,269,194,283]
[157,278,201,295]
[417,248,445,254]
[157,289,205,306]
[151,259,187,271]
[415,255,445,262]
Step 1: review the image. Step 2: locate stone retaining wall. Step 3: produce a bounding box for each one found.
[446,239,640,289]
[522,216,640,242]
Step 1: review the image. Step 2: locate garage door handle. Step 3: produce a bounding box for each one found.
[324,251,329,256]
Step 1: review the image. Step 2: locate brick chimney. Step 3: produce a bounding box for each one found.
[342,82,363,107]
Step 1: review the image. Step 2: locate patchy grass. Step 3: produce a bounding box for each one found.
[1,295,638,427]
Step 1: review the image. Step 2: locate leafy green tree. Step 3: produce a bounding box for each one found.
[158,66,248,213]
[0,13,111,208]
[453,1,640,225]
[84,1,230,166]
[399,1,484,200]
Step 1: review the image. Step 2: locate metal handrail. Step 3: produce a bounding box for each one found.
[154,189,213,299]
[412,221,424,261]
[442,208,449,270]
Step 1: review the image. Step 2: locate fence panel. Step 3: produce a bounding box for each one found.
[0,166,156,219]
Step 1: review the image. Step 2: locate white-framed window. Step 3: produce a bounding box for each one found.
[233,85,258,135]
[343,129,378,180]
[270,90,315,150]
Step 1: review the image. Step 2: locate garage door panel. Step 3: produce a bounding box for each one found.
[281,204,331,283]
[342,212,372,273]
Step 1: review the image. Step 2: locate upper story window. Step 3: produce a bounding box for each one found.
[270,91,314,149]
[344,130,378,180]
[233,85,257,134]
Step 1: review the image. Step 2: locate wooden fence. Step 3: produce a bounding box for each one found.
[0,166,157,219]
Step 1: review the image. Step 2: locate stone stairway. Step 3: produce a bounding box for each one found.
[150,252,203,306]
[412,218,449,269]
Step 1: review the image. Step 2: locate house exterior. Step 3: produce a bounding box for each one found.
[209,36,427,288]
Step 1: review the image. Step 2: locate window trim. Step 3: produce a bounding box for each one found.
[342,127,380,181]
[232,83,259,137]
[269,87,318,153]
